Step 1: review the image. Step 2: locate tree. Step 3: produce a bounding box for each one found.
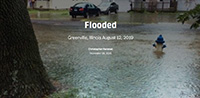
[0,0,54,97]
[177,4,200,29]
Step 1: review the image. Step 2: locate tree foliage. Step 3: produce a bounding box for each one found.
[177,4,200,29]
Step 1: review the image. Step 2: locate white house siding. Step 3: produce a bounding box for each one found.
[177,0,200,11]
[133,0,170,10]
[27,0,31,8]
[115,0,130,12]
[51,0,68,9]
[35,0,52,9]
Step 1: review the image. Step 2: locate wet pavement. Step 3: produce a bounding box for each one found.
[31,12,200,98]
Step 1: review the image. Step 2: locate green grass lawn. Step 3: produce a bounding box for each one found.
[47,88,79,98]
[28,9,69,16]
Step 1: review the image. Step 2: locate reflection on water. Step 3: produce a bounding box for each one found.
[30,12,179,23]
[87,12,178,24]
[153,51,165,59]
[33,13,200,98]
[30,12,70,20]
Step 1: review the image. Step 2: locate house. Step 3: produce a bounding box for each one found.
[27,0,200,12]
[132,0,200,11]
[177,0,200,11]
[115,0,130,12]
[27,0,132,12]
[132,0,177,12]
[27,0,102,9]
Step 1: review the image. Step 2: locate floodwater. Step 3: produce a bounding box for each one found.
[31,13,200,98]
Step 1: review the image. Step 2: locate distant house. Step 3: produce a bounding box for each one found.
[27,0,131,12]
[27,0,102,9]
[131,0,200,12]
[132,0,178,12]
[177,0,200,11]
[27,0,200,12]
[131,0,200,11]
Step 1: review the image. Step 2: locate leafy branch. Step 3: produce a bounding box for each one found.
[177,4,200,29]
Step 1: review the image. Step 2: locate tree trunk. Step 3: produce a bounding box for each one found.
[0,0,54,98]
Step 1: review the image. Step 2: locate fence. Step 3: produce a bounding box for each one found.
[131,2,177,12]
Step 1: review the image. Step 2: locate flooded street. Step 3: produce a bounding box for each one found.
[31,12,200,98]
